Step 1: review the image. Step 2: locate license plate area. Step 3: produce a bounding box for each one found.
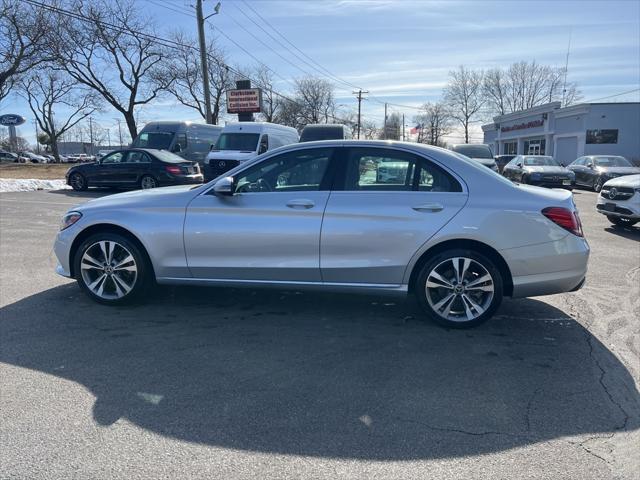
[562,179,571,185]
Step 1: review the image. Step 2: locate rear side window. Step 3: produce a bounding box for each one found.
[342,148,462,192]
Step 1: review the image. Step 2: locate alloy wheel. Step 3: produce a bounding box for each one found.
[80,240,138,300]
[425,257,495,323]
[141,176,157,189]
[71,173,84,190]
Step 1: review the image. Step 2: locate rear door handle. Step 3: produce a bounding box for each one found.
[286,199,315,209]
[412,203,444,212]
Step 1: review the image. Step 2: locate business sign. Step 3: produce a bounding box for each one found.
[226,88,262,114]
[501,119,543,133]
[0,114,26,126]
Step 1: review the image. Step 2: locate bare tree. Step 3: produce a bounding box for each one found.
[253,65,278,123]
[414,102,453,146]
[294,76,336,126]
[444,66,484,143]
[361,119,379,140]
[483,61,582,115]
[379,112,402,140]
[19,69,99,161]
[0,0,51,103]
[51,0,171,140]
[159,31,233,124]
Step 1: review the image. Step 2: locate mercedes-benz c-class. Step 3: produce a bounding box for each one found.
[54,141,589,328]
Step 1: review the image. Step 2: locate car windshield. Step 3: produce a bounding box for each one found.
[523,156,559,166]
[452,145,493,159]
[214,133,260,152]
[594,156,632,167]
[132,132,174,150]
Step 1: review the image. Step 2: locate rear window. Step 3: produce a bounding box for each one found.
[149,150,188,163]
[452,145,493,159]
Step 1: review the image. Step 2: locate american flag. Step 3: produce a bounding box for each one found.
[410,124,423,135]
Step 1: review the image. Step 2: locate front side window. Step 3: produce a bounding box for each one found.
[133,132,174,150]
[586,129,618,144]
[101,152,124,164]
[235,148,333,193]
[214,133,260,152]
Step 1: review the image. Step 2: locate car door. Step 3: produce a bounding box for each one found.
[320,147,468,285]
[123,150,153,184]
[93,151,125,184]
[183,147,335,281]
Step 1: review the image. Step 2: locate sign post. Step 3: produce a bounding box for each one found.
[0,114,27,152]
[227,80,261,122]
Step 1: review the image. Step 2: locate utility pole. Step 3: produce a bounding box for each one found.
[383,103,388,140]
[402,113,405,141]
[88,117,94,156]
[115,118,123,147]
[195,0,221,125]
[352,89,369,139]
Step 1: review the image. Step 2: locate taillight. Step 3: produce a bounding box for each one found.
[165,165,182,175]
[542,207,583,237]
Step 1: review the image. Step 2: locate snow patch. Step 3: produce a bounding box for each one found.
[0,178,70,193]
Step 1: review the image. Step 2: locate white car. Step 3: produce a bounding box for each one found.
[596,174,640,227]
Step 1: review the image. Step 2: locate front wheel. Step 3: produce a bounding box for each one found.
[594,177,604,192]
[607,215,638,227]
[415,249,503,329]
[70,172,87,191]
[74,232,153,305]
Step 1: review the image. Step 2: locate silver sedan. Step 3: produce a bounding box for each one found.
[54,140,589,328]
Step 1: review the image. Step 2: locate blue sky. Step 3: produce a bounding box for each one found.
[2,0,639,145]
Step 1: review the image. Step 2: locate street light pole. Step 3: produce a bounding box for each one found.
[196,0,221,125]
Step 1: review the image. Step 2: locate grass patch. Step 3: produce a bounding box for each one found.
[0,163,73,180]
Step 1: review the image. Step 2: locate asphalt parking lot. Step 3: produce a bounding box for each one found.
[1,188,639,479]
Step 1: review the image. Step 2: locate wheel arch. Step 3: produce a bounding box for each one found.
[408,238,514,297]
[69,223,156,279]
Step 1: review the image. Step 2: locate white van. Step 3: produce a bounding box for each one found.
[204,122,299,181]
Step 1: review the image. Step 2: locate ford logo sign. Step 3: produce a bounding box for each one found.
[0,114,26,126]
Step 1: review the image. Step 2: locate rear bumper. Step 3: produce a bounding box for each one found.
[159,174,203,186]
[501,234,589,298]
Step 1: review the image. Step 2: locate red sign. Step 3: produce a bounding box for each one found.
[501,119,543,133]
[226,88,262,114]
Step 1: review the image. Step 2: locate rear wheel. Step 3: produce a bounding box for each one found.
[74,232,153,305]
[140,175,158,189]
[70,172,87,191]
[607,215,638,227]
[415,249,503,329]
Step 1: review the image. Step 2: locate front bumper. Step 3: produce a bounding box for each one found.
[596,195,640,219]
[528,177,574,189]
[204,160,240,181]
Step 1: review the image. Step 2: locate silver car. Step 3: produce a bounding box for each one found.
[54,141,589,328]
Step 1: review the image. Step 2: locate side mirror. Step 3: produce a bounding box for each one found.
[172,143,182,153]
[213,176,235,196]
[587,162,594,169]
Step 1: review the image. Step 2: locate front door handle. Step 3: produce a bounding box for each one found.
[412,203,444,212]
[286,199,315,209]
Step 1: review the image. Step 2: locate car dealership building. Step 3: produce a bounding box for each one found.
[482,101,640,165]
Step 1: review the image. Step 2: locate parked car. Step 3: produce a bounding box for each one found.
[494,154,516,173]
[596,174,640,227]
[567,155,640,192]
[54,140,589,329]
[300,124,352,142]
[132,121,223,166]
[448,144,499,172]
[65,148,203,191]
[204,122,299,181]
[19,151,48,163]
[97,150,113,159]
[0,150,19,163]
[502,155,574,190]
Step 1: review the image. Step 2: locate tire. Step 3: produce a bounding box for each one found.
[73,232,153,305]
[415,249,504,329]
[69,172,88,191]
[521,174,529,184]
[594,177,604,192]
[607,215,639,227]
[140,175,158,189]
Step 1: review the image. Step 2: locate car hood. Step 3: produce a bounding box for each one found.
[603,174,640,188]
[206,150,257,162]
[597,166,640,175]
[469,157,497,167]
[76,185,203,211]
[524,166,571,174]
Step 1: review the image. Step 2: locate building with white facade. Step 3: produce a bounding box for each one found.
[482,102,640,165]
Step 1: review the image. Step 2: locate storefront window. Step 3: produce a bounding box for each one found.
[586,129,618,144]
[503,142,517,155]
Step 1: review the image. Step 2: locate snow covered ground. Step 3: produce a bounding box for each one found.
[0,178,70,193]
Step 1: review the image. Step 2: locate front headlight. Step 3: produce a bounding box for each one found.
[567,171,576,179]
[60,211,82,231]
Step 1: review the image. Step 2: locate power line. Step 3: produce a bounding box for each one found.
[583,88,640,103]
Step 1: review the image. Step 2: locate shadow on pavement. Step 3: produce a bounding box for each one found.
[49,189,117,199]
[1,284,638,460]
[604,225,640,241]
